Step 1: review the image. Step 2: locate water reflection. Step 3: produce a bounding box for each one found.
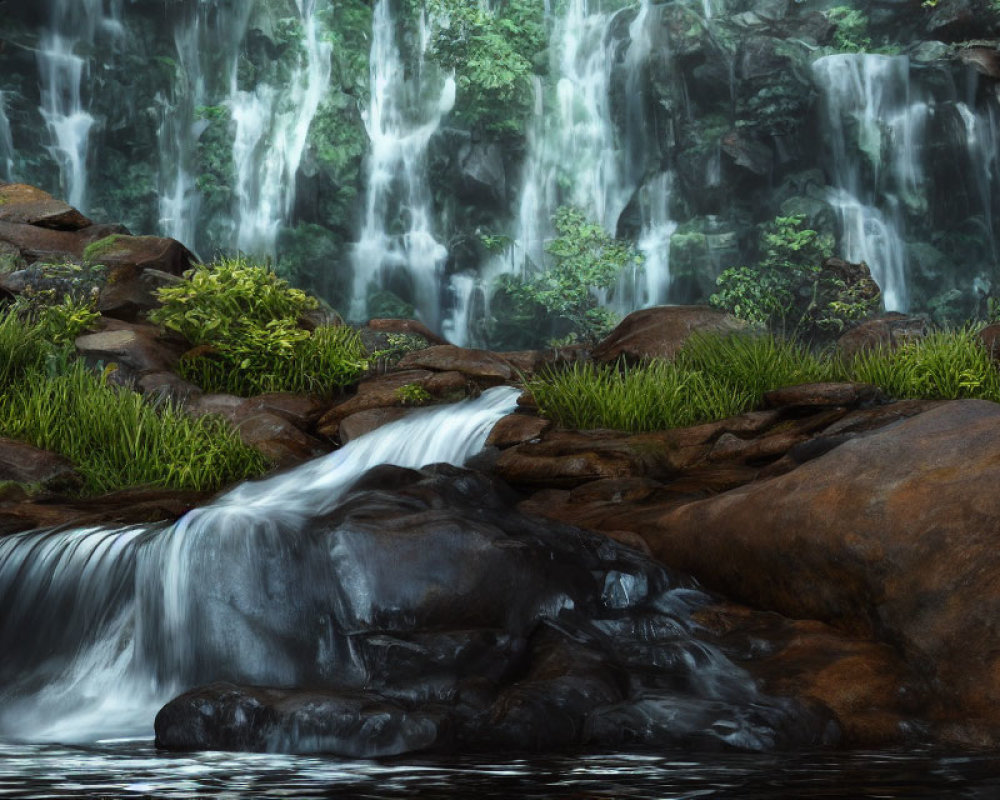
[2,743,1000,799]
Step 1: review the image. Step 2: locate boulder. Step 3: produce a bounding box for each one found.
[74,319,186,377]
[636,400,1000,744]
[236,392,325,430]
[235,412,330,466]
[0,184,90,230]
[0,438,81,492]
[591,306,745,364]
[397,345,515,381]
[486,414,550,448]
[837,313,927,361]
[137,371,202,406]
[366,317,448,345]
[184,393,244,424]
[338,407,411,443]
[83,233,194,276]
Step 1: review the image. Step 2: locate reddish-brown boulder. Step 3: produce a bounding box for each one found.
[338,408,411,443]
[591,305,744,364]
[236,413,329,466]
[366,317,448,345]
[0,438,81,491]
[398,345,514,380]
[0,184,91,230]
[486,414,550,448]
[236,393,325,429]
[634,399,1000,742]
[75,319,186,376]
[837,313,927,361]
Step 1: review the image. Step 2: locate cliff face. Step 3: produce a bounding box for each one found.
[0,0,998,342]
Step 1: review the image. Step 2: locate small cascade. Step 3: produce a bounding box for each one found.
[812,53,927,311]
[441,272,477,347]
[350,0,455,330]
[955,99,999,260]
[230,0,332,255]
[36,0,123,212]
[0,389,519,742]
[0,92,14,181]
[633,172,678,309]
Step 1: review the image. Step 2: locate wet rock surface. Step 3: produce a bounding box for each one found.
[154,464,834,756]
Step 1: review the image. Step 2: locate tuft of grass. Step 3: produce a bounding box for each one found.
[0,359,270,494]
[0,312,49,390]
[676,332,844,407]
[527,359,750,433]
[849,326,1000,402]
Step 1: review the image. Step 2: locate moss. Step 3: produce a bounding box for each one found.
[83,234,127,264]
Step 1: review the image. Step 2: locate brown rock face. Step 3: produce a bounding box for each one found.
[74,319,186,376]
[837,313,927,361]
[397,345,514,380]
[0,439,81,491]
[236,413,329,466]
[366,318,448,345]
[591,306,744,364]
[0,184,91,230]
[637,400,1000,738]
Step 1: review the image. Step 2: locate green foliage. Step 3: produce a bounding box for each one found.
[152,256,366,397]
[29,294,102,346]
[826,6,872,52]
[849,327,1000,402]
[82,234,123,264]
[194,105,235,210]
[711,214,878,337]
[395,382,432,406]
[0,357,269,494]
[8,262,104,346]
[0,312,48,390]
[151,256,318,343]
[501,206,640,344]
[426,0,545,135]
[527,359,749,434]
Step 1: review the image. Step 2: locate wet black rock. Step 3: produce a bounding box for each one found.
[154,464,835,756]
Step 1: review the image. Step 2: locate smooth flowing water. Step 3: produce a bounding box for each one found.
[0,91,14,182]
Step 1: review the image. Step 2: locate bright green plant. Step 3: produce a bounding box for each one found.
[30,294,102,346]
[152,257,367,397]
[826,6,872,52]
[500,206,640,344]
[0,358,269,494]
[151,256,318,343]
[395,382,432,406]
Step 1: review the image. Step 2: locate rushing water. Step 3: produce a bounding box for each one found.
[0,91,14,182]
[2,743,1000,798]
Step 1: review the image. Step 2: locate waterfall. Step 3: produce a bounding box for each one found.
[955,99,999,261]
[0,388,520,742]
[812,54,927,312]
[231,0,333,255]
[156,2,251,250]
[0,92,14,181]
[350,0,455,330]
[36,0,123,213]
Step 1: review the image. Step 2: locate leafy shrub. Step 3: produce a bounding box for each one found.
[0,358,269,494]
[30,294,101,346]
[426,0,545,135]
[152,257,367,397]
[711,214,879,337]
[499,206,640,345]
[826,6,872,52]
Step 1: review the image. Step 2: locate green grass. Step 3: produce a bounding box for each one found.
[0,358,270,494]
[527,359,751,433]
[529,329,1000,432]
[850,326,1000,402]
[0,312,49,390]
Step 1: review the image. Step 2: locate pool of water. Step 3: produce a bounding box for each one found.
[2,742,999,799]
